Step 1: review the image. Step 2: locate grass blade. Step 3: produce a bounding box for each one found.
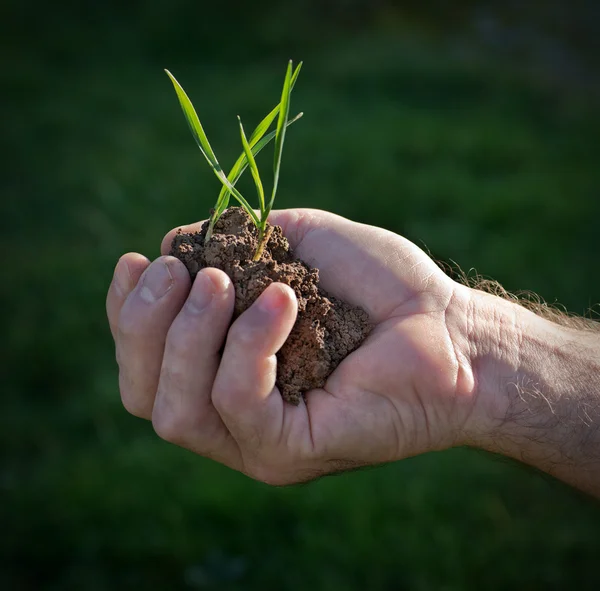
[164,69,221,171]
[238,116,265,213]
[269,61,293,211]
[248,62,303,145]
[213,112,304,219]
[211,63,303,224]
[165,69,259,226]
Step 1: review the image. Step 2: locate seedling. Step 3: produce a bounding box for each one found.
[166,61,371,403]
[165,61,302,260]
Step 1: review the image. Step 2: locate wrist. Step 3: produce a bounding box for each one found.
[462,286,600,492]
[462,287,526,443]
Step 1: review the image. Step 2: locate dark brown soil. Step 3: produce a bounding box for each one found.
[170,207,371,404]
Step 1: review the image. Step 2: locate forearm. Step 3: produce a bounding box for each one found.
[464,287,600,497]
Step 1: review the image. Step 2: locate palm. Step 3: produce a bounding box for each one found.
[258,210,464,480]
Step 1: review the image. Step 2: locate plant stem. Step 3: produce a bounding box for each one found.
[205,219,215,243]
[252,224,273,261]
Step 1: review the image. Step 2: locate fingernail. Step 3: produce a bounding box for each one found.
[140,260,173,303]
[257,284,289,314]
[186,271,215,314]
[113,260,130,296]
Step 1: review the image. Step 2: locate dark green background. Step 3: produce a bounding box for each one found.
[3,1,600,589]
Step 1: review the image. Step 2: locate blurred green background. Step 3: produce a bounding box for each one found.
[3,1,600,589]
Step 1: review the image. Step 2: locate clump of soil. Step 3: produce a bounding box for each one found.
[170,207,371,404]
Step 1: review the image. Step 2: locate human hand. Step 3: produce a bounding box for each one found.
[106,209,478,484]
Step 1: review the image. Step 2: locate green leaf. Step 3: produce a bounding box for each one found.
[213,112,304,220]
[248,62,303,145]
[238,116,266,213]
[164,69,220,170]
[269,60,294,212]
[211,63,303,222]
[165,69,259,226]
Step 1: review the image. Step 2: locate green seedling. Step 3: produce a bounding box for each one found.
[165,61,302,260]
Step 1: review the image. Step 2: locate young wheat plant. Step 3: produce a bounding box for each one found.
[165,61,302,260]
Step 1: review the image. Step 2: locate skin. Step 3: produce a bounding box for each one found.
[106,209,600,495]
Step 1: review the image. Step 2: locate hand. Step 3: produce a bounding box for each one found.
[106,209,477,484]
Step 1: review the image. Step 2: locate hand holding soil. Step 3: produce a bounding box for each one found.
[107,208,477,484]
[106,64,600,496]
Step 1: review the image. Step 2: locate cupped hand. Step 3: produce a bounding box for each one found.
[106,209,476,484]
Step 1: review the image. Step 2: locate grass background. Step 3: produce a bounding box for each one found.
[2,1,600,589]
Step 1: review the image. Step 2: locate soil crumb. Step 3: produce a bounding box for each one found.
[170,207,371,404]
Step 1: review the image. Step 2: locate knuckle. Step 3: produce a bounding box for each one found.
[152,378,206,447]
[165,319,200,354]
[121,393,150,420]
[228,319,261,347]
[211,385,239,416]
[158,364,200,411]
[119,374,151,419]
[211,358,272,417]
[211,374,260,417]
[246,462,294,487]
[117,309,143,340]
[152,407,188,445]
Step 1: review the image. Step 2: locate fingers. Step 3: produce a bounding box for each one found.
[106,253,151,340]
[212,283,298,452]
[151,268,241,466]
[116,256,191,419]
